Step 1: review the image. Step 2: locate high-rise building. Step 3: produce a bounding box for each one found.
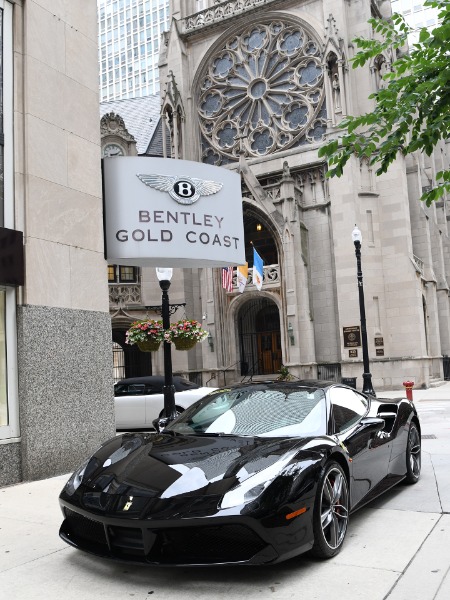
[391,0,440,42]
[98,0,170,101]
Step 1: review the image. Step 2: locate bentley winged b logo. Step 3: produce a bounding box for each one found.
[136,173,223,205]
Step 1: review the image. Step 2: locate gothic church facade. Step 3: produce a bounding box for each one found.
[109,0,450,391]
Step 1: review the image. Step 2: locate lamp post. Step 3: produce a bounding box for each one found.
[352,226,376,397]
[156,267,177,422]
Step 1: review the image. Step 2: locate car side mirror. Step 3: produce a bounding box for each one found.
[152,417,170,432]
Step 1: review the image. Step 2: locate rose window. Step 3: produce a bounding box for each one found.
[198,20,326,165]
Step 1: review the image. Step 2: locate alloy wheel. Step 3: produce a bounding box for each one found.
[320,467,349,550]
[409,425,421,478]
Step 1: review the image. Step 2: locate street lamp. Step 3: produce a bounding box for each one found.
[156,267,178,422]
[352,226,376,396]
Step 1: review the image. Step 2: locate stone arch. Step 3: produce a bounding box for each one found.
[111,326,152,380]
[161,71,185,159]
[371,54,391,91]
[229,292,285,376]
[322,14,348,125]
[242,202,281,267]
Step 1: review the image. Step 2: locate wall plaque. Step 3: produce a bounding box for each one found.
[343,326,361,348]
[375,337,384,347]
[376,348,385,356]
[349,349,358,358]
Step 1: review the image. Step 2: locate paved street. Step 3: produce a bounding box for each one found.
[1,385,449,600]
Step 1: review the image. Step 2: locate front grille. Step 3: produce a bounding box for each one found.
[64,508,108,550]
[108,526,145,557]
[148,524,266,564]
[63,509,268,564]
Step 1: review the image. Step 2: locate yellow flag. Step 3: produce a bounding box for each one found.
[237,263,248,293]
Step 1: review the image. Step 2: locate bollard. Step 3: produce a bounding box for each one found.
[403,380,414,401]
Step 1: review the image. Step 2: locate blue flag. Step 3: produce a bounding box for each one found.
[253,248,264,291]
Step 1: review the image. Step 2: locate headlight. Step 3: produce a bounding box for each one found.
[220,449,299,510]
[64,459,89,496]
[221,480,267,509]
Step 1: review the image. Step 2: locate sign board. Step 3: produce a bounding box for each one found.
[375,337,384,347]
[103,157,246,267]
[349,349,358,358]
[343,326,361,348]
[376,348,385,356]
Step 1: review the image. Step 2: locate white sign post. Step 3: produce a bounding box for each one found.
[103,157,245,267]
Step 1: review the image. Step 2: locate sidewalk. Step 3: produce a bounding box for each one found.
[0,384,449,600]
[379,380,450,401]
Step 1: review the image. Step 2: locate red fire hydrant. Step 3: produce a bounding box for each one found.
[403,380,415,401]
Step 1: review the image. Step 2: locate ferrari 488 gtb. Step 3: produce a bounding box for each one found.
[59,381,421,565]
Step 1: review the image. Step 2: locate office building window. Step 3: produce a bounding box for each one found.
[97,0,170,100]
[0,0,19,441]
[108,264,139,283]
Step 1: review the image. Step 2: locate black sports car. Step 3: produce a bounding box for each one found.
[59,381,421,566]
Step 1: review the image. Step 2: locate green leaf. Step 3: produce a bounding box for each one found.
[322,1,450,206]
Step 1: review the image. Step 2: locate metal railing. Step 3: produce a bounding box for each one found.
[230,263,280,292]
[182,0,279,34]
[317,363,342,382]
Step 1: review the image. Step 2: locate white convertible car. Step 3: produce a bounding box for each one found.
[114,375,215,429]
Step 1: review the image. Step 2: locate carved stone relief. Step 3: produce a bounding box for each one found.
[161,71,185,159]
[323,15,348,126]
[100,112,137,156]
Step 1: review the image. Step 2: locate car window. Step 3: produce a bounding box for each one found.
[145,385,162,395]
[330,387,368,433]
[167,386,327,437]
[114,377,200,397]
[114,383,146,396]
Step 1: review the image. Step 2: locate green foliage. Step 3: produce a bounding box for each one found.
[319,0,450,206]
[277,364,294,381]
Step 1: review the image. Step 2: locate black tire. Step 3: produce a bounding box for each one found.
[311,461,349,559]
[405,422,421,484]
[158,406,184,419]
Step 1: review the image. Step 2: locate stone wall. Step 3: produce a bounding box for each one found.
[16,305,114,481]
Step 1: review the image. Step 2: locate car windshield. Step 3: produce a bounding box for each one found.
[166,385,327,437]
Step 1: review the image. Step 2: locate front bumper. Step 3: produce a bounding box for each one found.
[59,497,313,566]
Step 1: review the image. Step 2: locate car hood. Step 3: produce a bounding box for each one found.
[70,431,322,503]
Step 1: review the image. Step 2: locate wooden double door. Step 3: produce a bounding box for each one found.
[257,331,282,375]
[238,298,283,376]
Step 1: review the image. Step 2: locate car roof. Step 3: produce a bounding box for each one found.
[224,379,338,390]
[114,376,200,390]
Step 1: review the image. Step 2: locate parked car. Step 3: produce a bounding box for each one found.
[60,380,421,565]
[114,375,215,429]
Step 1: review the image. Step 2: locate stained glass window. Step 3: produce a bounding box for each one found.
[198,18,326,165]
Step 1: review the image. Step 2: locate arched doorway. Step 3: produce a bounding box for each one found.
[243,206,278,267]
[238,297,282,376]
[112,328,152,382]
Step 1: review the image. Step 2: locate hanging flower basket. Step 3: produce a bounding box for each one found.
[169,319,209,351]
[137,339,161,353]
[173,337,198,351]
[125,319,164,352]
